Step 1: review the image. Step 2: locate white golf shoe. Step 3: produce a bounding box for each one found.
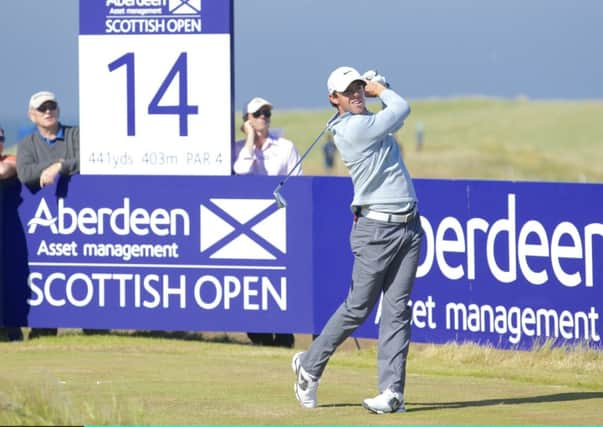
[292,351,319,408]
[362,388,405,414]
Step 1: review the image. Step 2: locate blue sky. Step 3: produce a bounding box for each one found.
[1,0,602,142]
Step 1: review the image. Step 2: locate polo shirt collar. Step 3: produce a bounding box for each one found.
[38,123,64,145]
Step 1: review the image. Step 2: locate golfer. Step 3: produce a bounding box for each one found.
[292,66,423,414]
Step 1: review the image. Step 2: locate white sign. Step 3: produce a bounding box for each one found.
[78,1,233,175]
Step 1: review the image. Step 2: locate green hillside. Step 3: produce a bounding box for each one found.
[8,98,601,183]
[254,97,603,182]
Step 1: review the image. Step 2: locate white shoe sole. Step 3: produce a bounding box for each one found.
[362,400,405,414]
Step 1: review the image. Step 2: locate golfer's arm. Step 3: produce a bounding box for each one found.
[349,90,410,145]
[374,90,410,133]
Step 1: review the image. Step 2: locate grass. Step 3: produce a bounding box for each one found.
[0,333,602,425]
[3,98,603,425]
[0,380,143,426]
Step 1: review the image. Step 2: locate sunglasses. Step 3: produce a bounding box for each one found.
[252,108,272,118]
[36,101,58,113]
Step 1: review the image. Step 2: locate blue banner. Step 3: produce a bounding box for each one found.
[80,0,232,35]
[1,176,601,349]
[405,180,603,348]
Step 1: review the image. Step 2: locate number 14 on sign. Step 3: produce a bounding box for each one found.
[108,51,198,137]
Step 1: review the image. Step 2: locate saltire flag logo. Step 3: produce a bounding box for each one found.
[200,199,286,260]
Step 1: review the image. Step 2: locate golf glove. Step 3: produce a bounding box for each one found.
[362,70,389,88]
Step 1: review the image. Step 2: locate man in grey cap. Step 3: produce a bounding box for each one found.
[16,91,80,192]
[292,67,423,414]
[16,92,106,338]
[16,91,79,338]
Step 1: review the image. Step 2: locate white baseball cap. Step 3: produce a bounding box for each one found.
[244,97,272,115]
[29,91,57,110]
[327,66,365,95]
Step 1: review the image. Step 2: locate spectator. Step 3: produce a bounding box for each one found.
[416,121,424,152]
[0,127,17,179]
[322,132,337,173]
[16,91,107,338]
[0,126,23,342]
[232,97,300,348]
[233,97,301,176]
[16,91,79,192]
[15,91,76,338]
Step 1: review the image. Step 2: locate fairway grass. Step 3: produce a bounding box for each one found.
[3,99,602,425]
[1,334,602,425]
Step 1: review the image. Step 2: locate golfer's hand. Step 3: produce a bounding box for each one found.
[363,70,388,87]
[364,80,387,98]
[40,161,62,188]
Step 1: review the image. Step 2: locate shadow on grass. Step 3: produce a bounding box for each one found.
[109,330,247,344]
[319,403,361,408]
[407,392,603,412]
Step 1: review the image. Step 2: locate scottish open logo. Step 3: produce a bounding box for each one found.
[200,198,286,260]
[104,0,203,34]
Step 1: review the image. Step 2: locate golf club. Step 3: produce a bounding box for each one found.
[273,112,339,208]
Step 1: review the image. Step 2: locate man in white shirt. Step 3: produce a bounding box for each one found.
[232,97,301,176]
[232,96,299,348]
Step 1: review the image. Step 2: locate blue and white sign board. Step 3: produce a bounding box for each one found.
[78,0,233,175]
[2,176,602,349]
[3,176,314,332]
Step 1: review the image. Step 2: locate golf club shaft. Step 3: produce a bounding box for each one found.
[276,112,339,189]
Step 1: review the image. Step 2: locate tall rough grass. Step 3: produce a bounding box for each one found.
[408,340,603,389]
[0,379,144,425]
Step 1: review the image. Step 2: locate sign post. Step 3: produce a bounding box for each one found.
[78,0,233,175]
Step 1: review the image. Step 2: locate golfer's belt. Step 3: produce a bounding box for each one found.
[359,207,416,224]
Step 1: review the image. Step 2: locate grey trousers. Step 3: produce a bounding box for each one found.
[301,214,423,395]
